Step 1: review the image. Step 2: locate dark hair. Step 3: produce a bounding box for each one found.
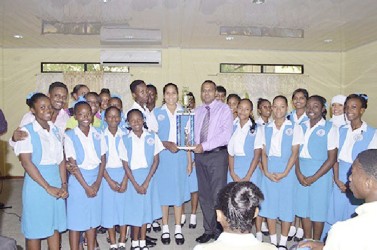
[163,83,179,95]
[217,182,264,233]
[147,84,157,93]
[126,109,148,130]
[292,88,309,100]
[257,98,271,110]
[70,84,88,98]
[104,106,121,117]
[109,96,123,106]
[357,149,377,180]
[48,81,68,94]
[202,80,216,89]
[239,99,257,134]
[26,93,48,108]
[100,88,111,95]
[130,80,146,93]
[216,85,227,95]
[227,93,241,103]
[84,92,100,103]
[273,95,288,105]
[345,94,368,109]
[73,101,91,115]
[308,95,327,119]
[187,92,195,102]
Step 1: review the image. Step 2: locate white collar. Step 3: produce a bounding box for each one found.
[32,120,54,132]
[105,127,125,137]
[128,129,149,139]
[267,118,292,128]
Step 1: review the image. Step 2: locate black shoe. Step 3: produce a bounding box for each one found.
[152,221,161,232]
[146,235,157,242]
[262,230,269,236]
[294,236,303,242]
[161,233,171,245]
[287,234,295,241]
[130,247,140,250]
[146,238,156,248]
[181,219,186,227]
[174,233,185,245]
[195,233,214,243]
[189,223,197,229]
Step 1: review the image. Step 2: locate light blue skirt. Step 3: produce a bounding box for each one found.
[101,167,127,228]
[227,155,262,187]
[67,167,102,231]
[124,168,162,227]
[295,158,332,222]
[259,157,295,222]
[22,164,67,239]
[155,150,190,206]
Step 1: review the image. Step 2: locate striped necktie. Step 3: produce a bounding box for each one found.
[200,106,210,143]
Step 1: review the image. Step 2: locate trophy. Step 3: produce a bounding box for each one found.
[176,89,195,150]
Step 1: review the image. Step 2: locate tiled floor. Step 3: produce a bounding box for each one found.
[0,179,298,249]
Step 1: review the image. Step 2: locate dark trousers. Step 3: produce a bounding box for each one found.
[195,149,228,235]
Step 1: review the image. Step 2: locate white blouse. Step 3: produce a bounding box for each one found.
[228,119,263,156]
[104,128,126,168]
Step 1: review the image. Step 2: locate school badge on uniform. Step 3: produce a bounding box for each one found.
[157,114,165,121]
[285,128,293,136]
[147,137,155,145]
[354,133,363,141]
[93,132,101,140]
[316,129,325,137]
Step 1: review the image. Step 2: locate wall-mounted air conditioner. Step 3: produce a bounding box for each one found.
[100,50,162,66]
[100,26,162,45]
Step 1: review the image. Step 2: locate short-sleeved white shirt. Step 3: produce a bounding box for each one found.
[13,121,64,165]
[118,130,164,170]
[292,111,308,125]
[264,119,297,157]
[160,104,184,143]
[64,126,107,170]
[295,119,339,158]
[104,128,126,168]
[228,119,263,156]
[338,122,377,163]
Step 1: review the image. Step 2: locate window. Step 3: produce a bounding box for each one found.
[220,63,303,74]
[41,63,129,73]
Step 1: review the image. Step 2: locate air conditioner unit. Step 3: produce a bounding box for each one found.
[100,26,162,45]
[100,50,162,66]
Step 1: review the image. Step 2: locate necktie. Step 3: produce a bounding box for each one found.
[200,106,210,143]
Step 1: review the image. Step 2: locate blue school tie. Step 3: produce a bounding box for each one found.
[200,106,210,143]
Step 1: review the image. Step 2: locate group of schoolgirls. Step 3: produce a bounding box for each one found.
[11,80,199,250]
[225,89,376,250]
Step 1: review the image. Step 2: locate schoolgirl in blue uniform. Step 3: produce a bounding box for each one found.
[294,95,338,242]
[288,88,309,125]
[100,96,128,132]
[119,109,164,250]
[227,99,262,185]
[153,83,190,245]
[13,93,67,250]
[259,95,300,249]
[325,94,377,238]
[64,101,107,250]
[102,106,128,250]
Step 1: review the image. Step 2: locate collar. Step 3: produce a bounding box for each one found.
[217,232,260,246]
[105,127,125,138]
[355,201,377,216]
[128,129,149,139]
[161,103,183,112]
[267,118,292,128]
[74,125,96,136]
[32,120,54,132]
[344,121,368,132]
[132,101,147,112]
[237,119,253,131]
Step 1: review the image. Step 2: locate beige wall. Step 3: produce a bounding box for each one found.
[1,47,345,176]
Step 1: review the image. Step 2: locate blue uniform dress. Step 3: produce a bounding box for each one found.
[16,122,67,239]
[227,119,262,187]
[101,128,127,228]
[65,127,105,231]
[259,120,296,222]
[154,105,190,206]
[327,123,376,224]
[121,131,163,227]
[295,120,335,222]
[288,110,309,125]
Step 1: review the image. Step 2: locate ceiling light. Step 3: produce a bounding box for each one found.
[324,39,333,43]
[226,36,234,41]
[103,0,110,2]
[252,0,265,4]
[13,34,23,39]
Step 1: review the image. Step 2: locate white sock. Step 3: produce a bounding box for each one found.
[181,214,186,224]
[162,225,169,238]
[288,226,296,237]
[118,242,126,248]
[110,244,118,248]
[152,220,160,227]
[131,240,139,247]
[296,227,304,238]
[139,240,146,247]
[270,234,277,245]
[279,235,288,246]
[190,214,197,224]
[175,225,183,239]
[261,221,269,232]
[256,232,263,242]
[146,223,151,229]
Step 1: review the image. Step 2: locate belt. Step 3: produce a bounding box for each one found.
[203,145,227,154]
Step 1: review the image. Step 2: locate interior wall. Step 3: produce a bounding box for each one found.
[343,41,377,127]
[2,47,342,176]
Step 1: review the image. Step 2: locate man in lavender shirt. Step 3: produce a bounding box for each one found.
[193,80,233,243]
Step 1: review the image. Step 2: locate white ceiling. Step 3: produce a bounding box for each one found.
[1,0,377,52]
